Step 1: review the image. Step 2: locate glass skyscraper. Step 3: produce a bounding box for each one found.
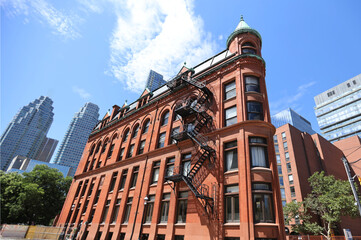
[52,102,99,176]
[145,70,167,92]
[0,96,54,171]
[314,73,361,142]
[271,108,316,135]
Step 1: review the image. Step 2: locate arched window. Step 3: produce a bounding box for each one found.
[101,139,109,154]
[241,42,256,55]
[132,124,139,138]
[89,144,95,156]
[123,129,130,142]
[161,111,170,126]
[142,119,150,134]
[95,141,102,154]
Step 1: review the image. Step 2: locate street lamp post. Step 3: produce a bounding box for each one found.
[138,196,149,240]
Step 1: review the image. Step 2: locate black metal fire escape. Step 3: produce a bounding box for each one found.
[165,70,215,214]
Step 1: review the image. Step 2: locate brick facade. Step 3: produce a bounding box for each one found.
[56,18,286,240]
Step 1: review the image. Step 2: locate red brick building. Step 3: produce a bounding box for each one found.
[273,124,361,235]
[56,17,286,240]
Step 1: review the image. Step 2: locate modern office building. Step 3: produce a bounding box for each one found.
[314,73,361,142]
[56,17,286,240]
[145,70,167,92]
[7,155,70,177]
[52,102,99,177]
[0,96,54,171]
[34,137,58,162]
[271,108,316,135]
[273,124,361,235]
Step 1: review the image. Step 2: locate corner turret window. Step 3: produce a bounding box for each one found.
[245,76,260,93]
[247,101,263,120]
[241,42,257,55]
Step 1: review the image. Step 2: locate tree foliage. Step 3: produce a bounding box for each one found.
[283,171,359,239]
[0,165,72,225]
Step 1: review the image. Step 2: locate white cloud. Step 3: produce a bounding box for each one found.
[106,0,217,93]
[1,0,80,39]
[270,81,316,114]
[218,35,223,40]
[72,86,91,99]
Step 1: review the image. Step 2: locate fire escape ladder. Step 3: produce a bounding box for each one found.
[165,76,215,215]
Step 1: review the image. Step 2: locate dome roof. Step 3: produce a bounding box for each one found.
[226,16,262,49]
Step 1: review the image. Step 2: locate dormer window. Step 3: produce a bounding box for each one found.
[241,42,256,55]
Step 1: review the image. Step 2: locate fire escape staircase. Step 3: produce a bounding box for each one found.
[165,73,215,214]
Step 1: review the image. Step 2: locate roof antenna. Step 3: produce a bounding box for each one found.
[240,15,244,21]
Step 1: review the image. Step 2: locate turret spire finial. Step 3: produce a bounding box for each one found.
[240,15,244,21]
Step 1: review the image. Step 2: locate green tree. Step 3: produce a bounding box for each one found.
[0,166,72,225]
[283,171,359,239]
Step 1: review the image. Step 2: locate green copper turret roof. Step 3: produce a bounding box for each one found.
[226,15,262,49]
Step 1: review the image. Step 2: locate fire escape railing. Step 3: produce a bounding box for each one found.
[165,71,215,215]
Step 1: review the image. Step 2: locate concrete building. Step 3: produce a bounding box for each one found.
[271,108,315,135]
[55,17,286,240]
[145,70,167,92]
[273,124,361,235]
[0,96,54,171]
[314,74,361,142]
[6,155,70,177]
[52,102,99,177]
[35,137,58,162]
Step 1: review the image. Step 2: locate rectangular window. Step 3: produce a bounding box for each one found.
[175,236,184,240]
[290,186,296,197]
[225,106,237,126]
[171,127,180,144]
[283,141,288,151]
[101,200,111,223]
[109,172,118,192]
[157,235,165,240]
[225,185,239,223]
[88,208,95,223]
[111,199,121,223]
[166,157,175,177]
[277,165,282,175]
[151,161,160,184]
[225,81,236,100]
[158,132,166,148]
[80,180,89,197]
[159,193,171,223]
[177,191,188,223]
[288,174,294,185]
[276,155,281,164]
[281,188,286,199]
[88,181,95,197]
[123,197,133,223]
[249,137,269,168]
[130,167,139,188]
[247,101,263,120]
[286,162,292,173]
[285,152,290,161]
[273,135,278,144]
[75,181,83,198]
[252,183,274,223]
[94,190,101,205]
[119,170,128,191]
[82,199,89,214]
[274,144,279,153]
[127,144,135,158]
[279,176,284,186]
[281,132,286,141]
[118,148,125,161]
[107,144,115,158]
[224,141,238,171]
[138,140,146,154]
[245,76,260,93]
[144,195,155,223]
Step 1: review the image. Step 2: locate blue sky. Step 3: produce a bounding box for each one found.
[1,0,361,152]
